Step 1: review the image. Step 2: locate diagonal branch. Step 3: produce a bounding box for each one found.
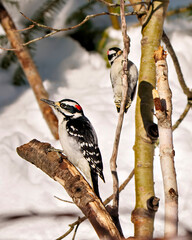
[172,101,191,131]
[0,3,59,140]
[17,139,122,240]
[162,31,192,99]
[57,169,135,240]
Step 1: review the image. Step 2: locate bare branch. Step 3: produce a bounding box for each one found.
[172,102,191,131]
[1,9,146,50]
[0,3,59,139]
[162,31,192,99]
[104,169,134,206]
[72,218,80,240]
[97,0,148,8]
[57,169,135,239]
[13,24,35,32]
[19,10,143,47]
[110,0,130,210]
[54,196,74,204]
[108,0,131,236]
[17,139,122,240]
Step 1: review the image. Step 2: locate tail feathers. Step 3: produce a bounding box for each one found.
[115,101,132,113]
[91,170,100,199]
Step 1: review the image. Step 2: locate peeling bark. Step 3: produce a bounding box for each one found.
[153,46,178,237]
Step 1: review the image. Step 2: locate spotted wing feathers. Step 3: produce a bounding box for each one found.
[66,117,105,182]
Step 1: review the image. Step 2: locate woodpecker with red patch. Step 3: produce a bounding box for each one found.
[107,47,138,113]
[41,98,105,198]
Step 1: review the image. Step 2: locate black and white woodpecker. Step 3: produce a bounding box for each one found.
[41,98,105,198]
[107,47,138,113]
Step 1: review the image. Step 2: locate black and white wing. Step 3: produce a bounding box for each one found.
[66,116,105,183]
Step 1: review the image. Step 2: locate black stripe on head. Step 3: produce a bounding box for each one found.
[59,99,83,114]
[107,47,122,65]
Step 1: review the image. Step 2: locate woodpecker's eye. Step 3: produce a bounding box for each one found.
[60,103,66,109]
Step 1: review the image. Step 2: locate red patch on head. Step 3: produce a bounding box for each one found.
[107,50,109,55]
[75,104,82,111]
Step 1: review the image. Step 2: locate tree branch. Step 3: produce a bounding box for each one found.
[0,9,146,51]
[16,139,122,240]
[108,0,130,236]
[97,0,148,8]
[57,169,135,240]
[172,102,191,131]
[153,46,178,238]
[0,3,59,140]
[162,31,192,99]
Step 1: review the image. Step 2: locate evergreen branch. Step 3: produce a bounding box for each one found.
[30,0,66,24]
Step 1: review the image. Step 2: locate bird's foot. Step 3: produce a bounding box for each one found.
[47,146,64,154]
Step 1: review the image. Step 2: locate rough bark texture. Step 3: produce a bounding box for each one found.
[16,139,122,240]
[0,3,58,139]
[129,0,169,238]
[153,46,178,237]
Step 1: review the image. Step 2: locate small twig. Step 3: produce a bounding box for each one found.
[172,102,191,131]
[162,31,192,99]
[72,217,81,240]
[54,196,74,204]
[20,10,140,32]
[0,45,16,51]
[97,0,148,8]
[104,169,134,206]
[0,10,145,51]
[56,216,86,240]
[12,24,35,32]
[57,169,135,239]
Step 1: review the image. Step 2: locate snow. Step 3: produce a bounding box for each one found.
[0,14,192,240]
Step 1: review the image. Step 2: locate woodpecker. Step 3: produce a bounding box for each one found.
[41,98,105,198]
[107,47,138,113]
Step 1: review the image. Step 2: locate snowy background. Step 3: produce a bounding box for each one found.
[0,1,192,239]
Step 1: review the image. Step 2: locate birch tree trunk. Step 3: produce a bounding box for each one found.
[153,46,178,237]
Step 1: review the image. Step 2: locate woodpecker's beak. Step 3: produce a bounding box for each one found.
[117,50,123,56]
[40,98,60,108]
